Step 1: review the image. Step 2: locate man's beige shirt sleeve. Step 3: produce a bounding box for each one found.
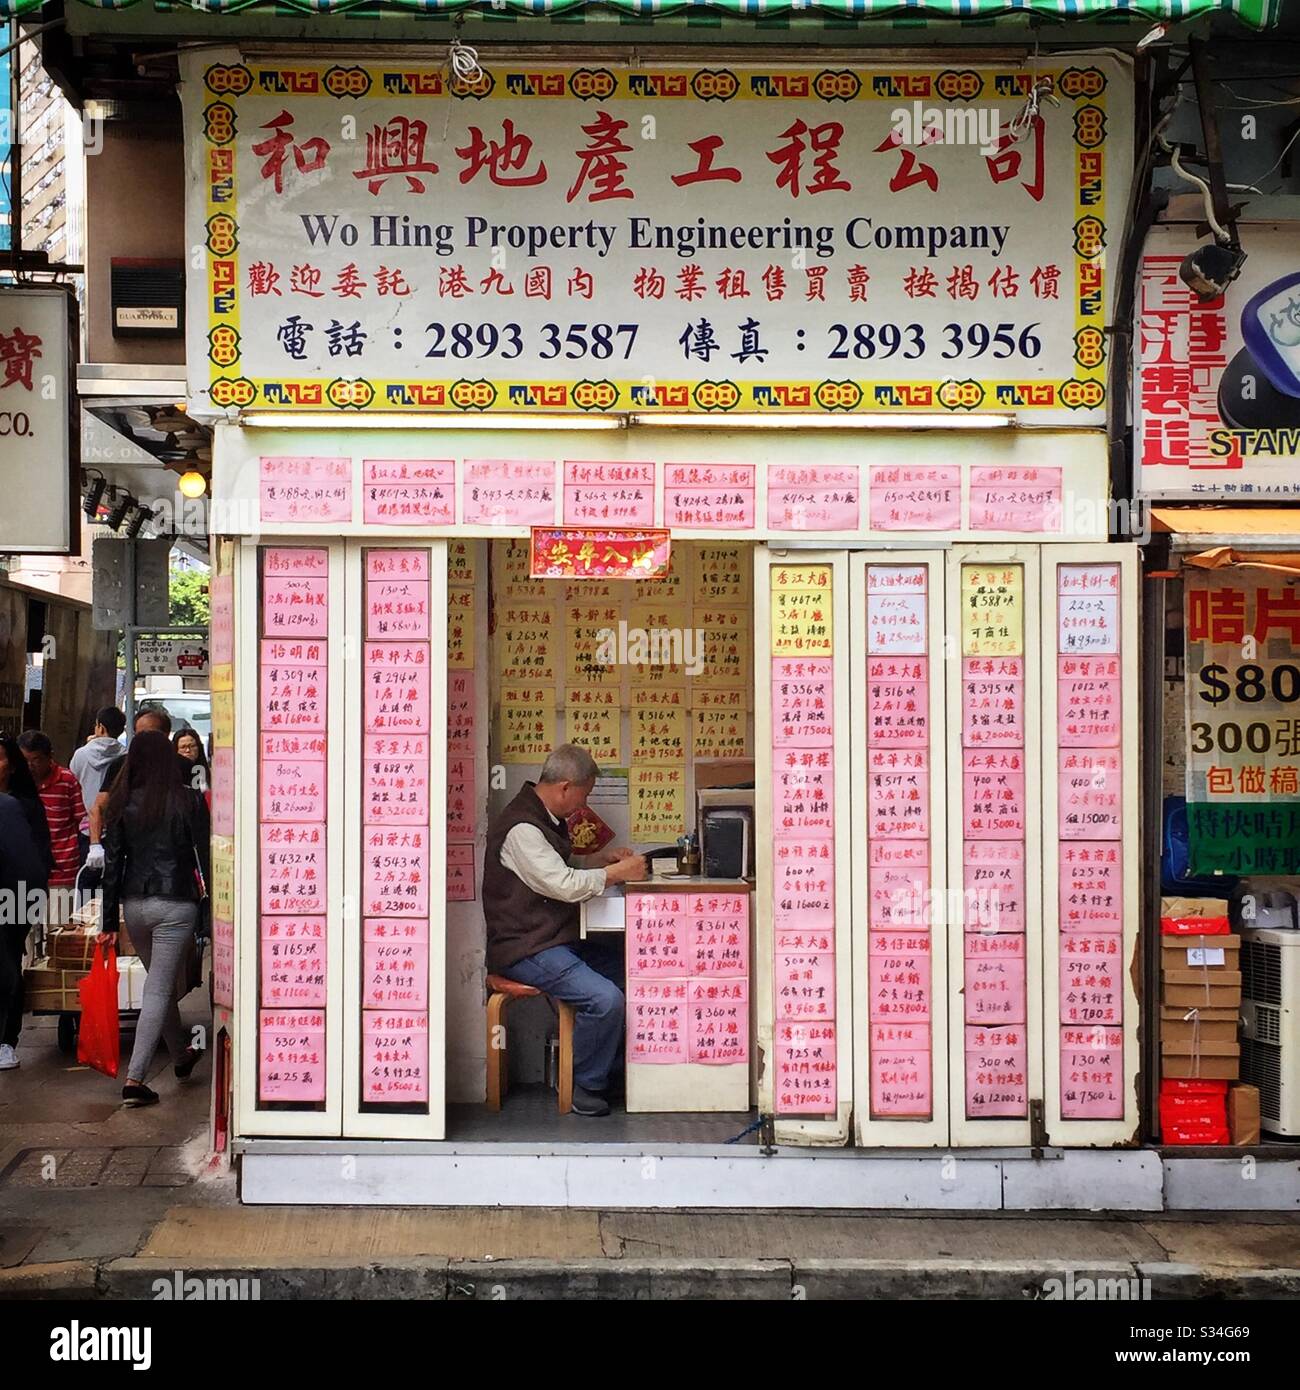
[499,823,608,905]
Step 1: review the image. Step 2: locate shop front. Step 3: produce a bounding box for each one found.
[182,46,1175,1205]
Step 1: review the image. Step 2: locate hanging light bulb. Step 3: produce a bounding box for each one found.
[178,469,207,499]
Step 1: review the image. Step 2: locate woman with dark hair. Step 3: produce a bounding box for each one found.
[173,730,211,810]
[0,738,53,1070]
[100,730,210,1106]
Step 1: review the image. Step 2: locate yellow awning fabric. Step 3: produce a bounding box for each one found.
[1149,510,1300,575]
[1150,508,1300,536]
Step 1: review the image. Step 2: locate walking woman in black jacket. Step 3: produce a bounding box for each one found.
[99,731,211,1106]
[0,737,53,1070]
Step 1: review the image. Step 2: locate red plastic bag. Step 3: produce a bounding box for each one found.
[76,941,120,1079]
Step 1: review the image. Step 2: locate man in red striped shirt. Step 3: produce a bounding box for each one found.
[18,732,85,893]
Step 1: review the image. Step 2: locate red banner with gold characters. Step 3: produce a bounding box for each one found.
[530,527,671,580]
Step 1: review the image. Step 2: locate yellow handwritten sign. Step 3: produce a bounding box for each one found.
[634,547,690,602]
[695,608,750,688]
[630,766,687,840]
[565,604,623,687]
[770,565,833,657]
[567,705,621,764]
[497,604,556,683]
[448,539,478,588]
[212,688,234,747]
[498,538,548,600]
[211,840,235,923]
[961,564,1025,657]
[632,704,687,764]
[499,684,555,764]
[448,585,476,670]
[693,545,750,606]
[693,707,750,760]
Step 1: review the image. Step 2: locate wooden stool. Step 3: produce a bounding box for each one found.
[485,974,575,1115]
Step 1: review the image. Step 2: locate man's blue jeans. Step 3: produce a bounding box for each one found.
[499,939,625,1093]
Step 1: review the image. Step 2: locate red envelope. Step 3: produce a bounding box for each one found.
[567,805,615,856]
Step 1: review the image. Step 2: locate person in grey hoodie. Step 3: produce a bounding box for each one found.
[70,708,126,870]
[70,707,128,817]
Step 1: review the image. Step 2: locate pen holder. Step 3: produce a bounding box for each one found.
[677,850,700,875]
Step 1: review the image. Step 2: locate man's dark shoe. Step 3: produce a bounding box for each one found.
[570,1084,610,1117]
[122,1083,159,1107]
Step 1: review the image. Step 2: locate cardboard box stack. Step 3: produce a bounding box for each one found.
[23,922,144,1017]
[1158,896,1241,1145]
[23,955,146,1013]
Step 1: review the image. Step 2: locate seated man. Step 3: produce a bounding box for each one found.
[484,744,646,1117]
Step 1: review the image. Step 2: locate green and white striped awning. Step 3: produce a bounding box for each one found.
[0,0,1282,25]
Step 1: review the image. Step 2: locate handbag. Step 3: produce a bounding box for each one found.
[77,941,120,1079]
[189,796,211,943]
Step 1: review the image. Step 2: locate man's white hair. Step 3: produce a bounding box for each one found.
[538,743,599,785]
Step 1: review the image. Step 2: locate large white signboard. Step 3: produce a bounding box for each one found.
[1137,224,1300,499]
[183,53,1131,421]
[0,286,74,553]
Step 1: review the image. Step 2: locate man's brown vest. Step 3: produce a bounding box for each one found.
[483,782,581,973]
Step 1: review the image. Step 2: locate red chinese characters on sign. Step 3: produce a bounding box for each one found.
[0,326,42,390]
[566,110,633,204]
[1137,255,1232,472]
[529,527,671,580]
[354,117,441,195]
[253,111,330,195]
[457,119,547,188]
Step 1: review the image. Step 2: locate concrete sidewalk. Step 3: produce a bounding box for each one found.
[2,1181,1298,1298]
[2,1008,1297,1300]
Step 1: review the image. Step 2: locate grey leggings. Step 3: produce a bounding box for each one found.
[123,896,197,1082]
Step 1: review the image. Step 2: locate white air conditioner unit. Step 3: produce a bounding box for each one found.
[1239,927,1300,1137]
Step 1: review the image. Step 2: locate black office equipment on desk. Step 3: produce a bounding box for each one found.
[701,810,749,880]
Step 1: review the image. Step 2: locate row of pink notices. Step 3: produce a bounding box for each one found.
[863,466,1067,534]
[665,464,755,529]
[259,548,329,1103]
[625,893,750,1065]
[208,562,235,1010]
[1057,564,1124,1120]
[365,460,454,526]
[771,566,837,1117]
[768,465,860,532]
[866,567,933,1119]
[363,552,432,1105]
[961,562,1028,1121]
[260,457,352,524]
[628,979,748,1065]
[446,538,479,903]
